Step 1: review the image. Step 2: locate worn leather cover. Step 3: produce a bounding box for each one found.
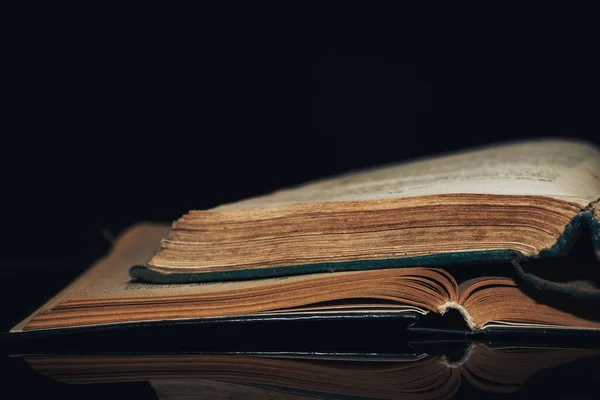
[5,311,600,351]
[1,313,420,351]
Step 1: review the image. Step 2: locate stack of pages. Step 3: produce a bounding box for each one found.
[11,139,600,335]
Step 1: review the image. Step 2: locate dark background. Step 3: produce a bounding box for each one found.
[3,4,599,330]
[3,4,600,399]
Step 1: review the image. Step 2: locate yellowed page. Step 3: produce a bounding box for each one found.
[12,224,426,332]
[217,139,600,210]
[61,225,414,301]
[10,223,169,332]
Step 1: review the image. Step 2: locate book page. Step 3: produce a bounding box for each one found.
[37,224,361,300]
[217,139,600,210]
[61,224,408,300]
[12,224,426,331]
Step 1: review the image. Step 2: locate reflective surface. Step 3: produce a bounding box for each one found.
[5,343,600,399]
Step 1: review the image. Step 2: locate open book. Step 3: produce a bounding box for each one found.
[9,139,600,334]
[131,139,600,283]
[20,344,600,399]
[10,223,600,332]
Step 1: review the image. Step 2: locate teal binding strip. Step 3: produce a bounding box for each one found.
[535,210,600,259]
[130,250,523,284]
[129,211,599,284]
[586,210,600,252]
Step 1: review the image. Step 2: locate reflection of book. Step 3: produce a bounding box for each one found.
[10,139,600,334]
[22,345,600,399]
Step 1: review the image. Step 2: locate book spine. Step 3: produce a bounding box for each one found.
[590,204,600,258]
[513,209,600,299]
